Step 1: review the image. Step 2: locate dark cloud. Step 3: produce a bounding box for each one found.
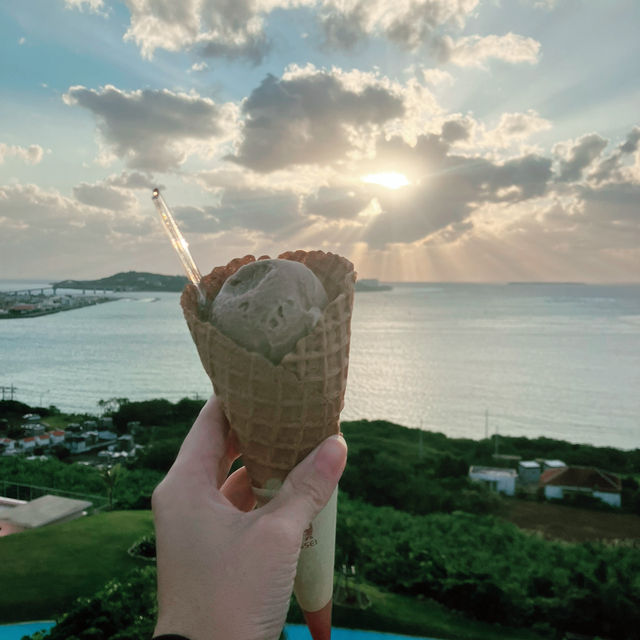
[175,188,304,236]
[441,118,472,143]
[360,133,552,247]
[304,186,372,219]
[228,71,405,172]
[556,133,608,183]
[107,171,160,190]
[64,85,225,171]
[590,126,640,184]
[73,182,136,211]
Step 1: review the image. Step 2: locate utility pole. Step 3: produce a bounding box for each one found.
[1,385,17,401]
[494,422,499,456]
[485,409,489,440]
[419,418,423,459]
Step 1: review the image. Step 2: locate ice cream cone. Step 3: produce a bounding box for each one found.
[180,250,355,488]
[180,250,355,638]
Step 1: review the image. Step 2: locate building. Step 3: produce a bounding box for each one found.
[50,430,66,445]
[0,438,16,455]
[0,495,92,536]
[542,459,567,470]
[20,436,36,451]
[518,460,541,484]
[67,433,89,453]
[36,433,51,448]
[469,466,517,496]
[540,466,622,508]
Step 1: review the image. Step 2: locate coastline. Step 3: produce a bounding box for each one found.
[0,297,116,320]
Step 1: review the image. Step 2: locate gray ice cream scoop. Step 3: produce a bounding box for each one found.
[210,259,329,364]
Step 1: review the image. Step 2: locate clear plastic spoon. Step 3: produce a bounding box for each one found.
[152,188,206,306]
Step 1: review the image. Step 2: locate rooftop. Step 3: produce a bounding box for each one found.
[540,467,621,492]
[0,495,93,529]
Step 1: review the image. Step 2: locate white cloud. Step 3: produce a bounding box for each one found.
[0,143,44,165]
[190,61,208,72]
[123,0,272,63]
[63,85,235,172]
[18,37,26,45]
[64,0,108,14]
[483,110,552,148]
[443,33,541,68]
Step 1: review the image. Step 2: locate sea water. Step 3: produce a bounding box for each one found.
[1,282,639,450]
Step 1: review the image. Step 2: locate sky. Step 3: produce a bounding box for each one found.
[1,0,639,282]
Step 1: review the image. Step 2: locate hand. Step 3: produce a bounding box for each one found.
[152,396,347,640]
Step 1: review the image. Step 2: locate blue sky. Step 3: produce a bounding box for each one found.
[1,0,638,281]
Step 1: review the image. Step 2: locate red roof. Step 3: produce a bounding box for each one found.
[38,434,50,440]
[1,438,14,444]
[540,466,621,493]
[23,437,36,442]
[52,430,65,436]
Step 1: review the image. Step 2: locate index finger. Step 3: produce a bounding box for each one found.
[170,396,239,490]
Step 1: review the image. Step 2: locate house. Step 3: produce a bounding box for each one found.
[67,433,89,453]
[22,413,42,423]
[66,422,83,433]
[98,430,118,443]
[20,436,37,451]
[36,434,52,448]
[540,466,622,508]
[22,422,45,436]
[518,461,541,485]
[469,466,517,496]
[0,438,16,455]
[50,430,66,445]
[0,495,92,536]
[542,459,567,471]
[117,434,135,453]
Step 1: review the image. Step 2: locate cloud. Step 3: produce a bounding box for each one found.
[64,0,107,14]
[358,132,552,247]
[318,0,479,51]
[175,187,304,235]
[590,126,640,184]
[483,110,551,147]
[0,143,44,165]
[73,182,137,211]
[554,133,608,183]
[122,0,272,63]
[18,37,26,45]
[63,85,231,172]
[304,185,372,219]
[442,33,541,67]
[228,68,405,172]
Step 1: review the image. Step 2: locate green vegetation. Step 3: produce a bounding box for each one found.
[0,511,153,623]
[2,397,640,639]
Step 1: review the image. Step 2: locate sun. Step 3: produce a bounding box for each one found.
[361,172,410,189]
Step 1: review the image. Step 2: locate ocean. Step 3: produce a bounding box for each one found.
[1,280,639,450]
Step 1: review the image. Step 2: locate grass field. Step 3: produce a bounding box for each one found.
[0,510,153,623]
[501,499,640,542]
[0,510,547,640]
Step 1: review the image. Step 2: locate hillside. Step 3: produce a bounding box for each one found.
[53,271,188,292]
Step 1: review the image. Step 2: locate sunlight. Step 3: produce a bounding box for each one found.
[361,172,410,190]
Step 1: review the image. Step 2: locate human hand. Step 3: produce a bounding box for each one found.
[152,396,347,640]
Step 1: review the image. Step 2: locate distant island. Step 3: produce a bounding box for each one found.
[507,281,586,285]
[355,278,392,292]
[53,271,188,293]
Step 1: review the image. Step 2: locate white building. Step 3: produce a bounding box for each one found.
[50,430,66,445]
[0,438,16,455]
[540,466,621,508]
[469,466,517,496]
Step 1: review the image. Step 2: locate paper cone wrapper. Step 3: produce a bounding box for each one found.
[180,250,355,621]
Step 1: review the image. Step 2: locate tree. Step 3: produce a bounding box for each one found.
[102,463,122,509]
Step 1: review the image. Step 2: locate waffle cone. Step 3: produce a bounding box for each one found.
[181,250,356,488]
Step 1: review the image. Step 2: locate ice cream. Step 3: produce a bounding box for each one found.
[210,258,329,365]
[181,250,355,640]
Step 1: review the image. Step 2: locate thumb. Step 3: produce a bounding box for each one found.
[267,434,347,527]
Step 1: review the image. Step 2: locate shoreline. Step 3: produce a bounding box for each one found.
[0,297,116,320]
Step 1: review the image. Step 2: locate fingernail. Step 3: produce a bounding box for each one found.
[314,435,347,479]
